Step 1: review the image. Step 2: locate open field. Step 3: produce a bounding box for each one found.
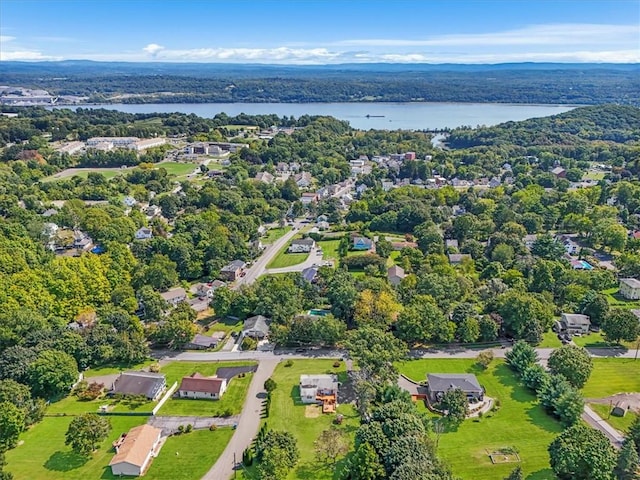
[242,359,358,480]
[581,358,640,398]
[318,239,340,260]
[267,241,309,269]
[155,161,199,177]
[145,427,234,480]
[397,359,562,480]
[41,161,199,182]
[83,360,155,377]
[263,226,292,244]
[6,415,147,480]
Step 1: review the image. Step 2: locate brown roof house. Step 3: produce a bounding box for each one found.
[109,424,163,476]
[387,265,406,286]
[110,372,167,400]
[177,373,228,400]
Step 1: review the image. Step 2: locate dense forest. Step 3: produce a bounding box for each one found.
[2,62,639,105]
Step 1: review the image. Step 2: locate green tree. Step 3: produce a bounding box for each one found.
[547,344,593,388]
[0,401,25,451]
[0,450,14,480]
[132,254,179,291]
[27,350,79,399]
[478,316,499,341]
[531,234,565,260]
[548,423,616,480]
[65,413,111,456]
[457,317,480,343]
[354,289,402,329]
[579,290,610,326]
[504,466,524,480]
[615,439,640,480]
[629,415,640,456]
[493,290,553,342]
[256,430,299,480]
[346,327,408,383]
[0,379,44,426]
[505,340,538,375]
[602,308,640,344]
[440,388,468,425]
[553,388,585,426]
[475,351,494,370]
[343,442,385,480]
[314,427,350,467]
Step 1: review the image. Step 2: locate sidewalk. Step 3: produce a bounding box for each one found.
[582,404,625,448]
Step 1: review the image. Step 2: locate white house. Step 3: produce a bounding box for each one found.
[135,227,153,240]
[299,374,339,412]
[288,238,315,253]
[295,172,313,188]
[620,278,640,300]
[109,424,163,477]
[160,287,187,306]
[177,373,227,400]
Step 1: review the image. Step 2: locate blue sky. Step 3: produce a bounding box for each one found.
[1,0,638,63]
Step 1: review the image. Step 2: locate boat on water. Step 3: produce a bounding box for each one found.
[365,114,385,118]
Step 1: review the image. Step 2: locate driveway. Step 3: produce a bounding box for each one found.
[201,359,279,480]
[148,415,239,436]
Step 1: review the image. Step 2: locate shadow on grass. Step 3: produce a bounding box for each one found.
[295,460,330,480]
[493,364,533,403]
[290,385,304,405]
[526,468,555,480]
[44,450,89,471]
[526,405,563,434]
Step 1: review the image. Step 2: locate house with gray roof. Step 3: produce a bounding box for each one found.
[243,315,270,339]
[160,287,187,307]
[427,373,484,403]
[110,371,166,400]
[556,313,591,335]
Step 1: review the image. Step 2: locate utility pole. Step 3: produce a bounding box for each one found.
[234,452,237,479]
[635,337,639,361]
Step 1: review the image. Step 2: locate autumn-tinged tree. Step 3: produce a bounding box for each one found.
[354,289,402,329]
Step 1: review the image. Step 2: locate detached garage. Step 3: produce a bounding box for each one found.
[109,424,163,476]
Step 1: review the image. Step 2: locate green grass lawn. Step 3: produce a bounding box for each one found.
[318,239,340,260]
[155,161,199,177]
[589,403,638,433]
[6,415,147,480]
[581,358,640,398]
[538,330,562,348]
[41,168,125,182]
[396,359,562,480]
[267,242,309,269]
[83,360,154,378]
[263,226,292,244]
[242,359,359,480]
[198,315,243,335]
[157,361,256,416]
[47,393,155,415]
[145,427,234,480]
[583,171,606,181]
[602,288,640,309]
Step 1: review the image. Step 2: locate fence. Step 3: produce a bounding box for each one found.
[152,381,178,416]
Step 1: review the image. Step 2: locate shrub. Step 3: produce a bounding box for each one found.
[77,382,104,401]
[185,424,193,433]
[209,424,218,431]
[264,378,277,393]
[242,336,258,351]
[333,361,341,368]
[149,363,161,373]
[243,447,254,466]
[177,425,185,434]
[475,351,494,369]
[284,359,294,367]
[223,408,233,417]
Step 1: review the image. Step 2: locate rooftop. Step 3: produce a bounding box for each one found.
[178,373,226,395]
[561,313,591,325]
[621,278,640,289]
[109,424,162,468]
[300,374,338,390]
[111,371,165,398]
[427,373,483,393]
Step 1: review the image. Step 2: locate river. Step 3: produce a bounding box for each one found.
[56,102,577,130]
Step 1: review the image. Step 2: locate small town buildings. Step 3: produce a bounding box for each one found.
[555,313,591,335]
[300,192,319,205]
[299,374,339,412]
[387,265,406,286]
[448,253,471,265]
[620,278,640,300]
[243,315,270,339]
[556,235,580,255]
[352,236,374,251]
[110,372,167,400]
[427,373,484,403]
[56,141,84,155]
[41,208,58,218]
[294,172,313,188]
[254,171,275,184]
[73,230,93,250]
[109,424,163,477]
[445,239,459,250]
[123,196,137,207]
[43,222,59,238]
[288,238,315,253]
[391,240,418,250]
[192,280,225,299]
[220,260,246,281]
[177,373,227,400]
[160,287,187,307]
[135,227,153,240]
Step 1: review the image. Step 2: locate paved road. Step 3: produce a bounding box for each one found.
[582,404,625,448]
[234,222,301,288]
[201,359,279,480]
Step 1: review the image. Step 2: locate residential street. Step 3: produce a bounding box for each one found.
[201,359,278,480]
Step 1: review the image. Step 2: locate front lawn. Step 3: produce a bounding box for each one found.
[47,393,155,415]
[157,361,256,416]
[581,358,640,398]
[267,242,309,269]
[83,360,154,378]
[145,427,234,480]
[263,226,292,243]
[318,239,340,261]
[6,415,147,480]
[396,359,562,480]
[242,359,359,480]
[602,288,640,309]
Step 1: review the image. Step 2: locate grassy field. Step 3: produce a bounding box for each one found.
[263,226,292,244]
[41,168,125,182]
[83,360,155,377]
[145,427,234,480]
[267,241,309,269]
[589,403,638,433]
[397,359,562,480]
[581,358,640,398]
[47,392,155,415]
[539,329,636,349]
[155,161,199,177]
[318,239,341,260]
[242,359,359,480]
[6,415,147,480]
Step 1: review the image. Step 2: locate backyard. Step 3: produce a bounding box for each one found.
[241,359,359,480]
[396,358,562,480]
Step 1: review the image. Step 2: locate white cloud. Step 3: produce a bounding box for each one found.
[150,46,343,63]
[0,50,60,61]
[143,43,164,55]
[336,23,639,48]
[0,35,16,43]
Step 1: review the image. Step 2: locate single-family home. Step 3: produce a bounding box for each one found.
[620,278,640,300]
[73,230,93,250]
[288,238,315,253]
[42,222,59,238]
[551,166,567,178]
[254,171,275,184]
[109,424,163,477]
[187,333,223,350]
[448,253,471,265]
[317,221,330,230]
[243,315,270,339]
[300,192,319,205]
[276,162,289,173]
[192,280,225,299]
[554,313,591,335]
[556,235,580,255]
[299,374,339,413]
[177,373,228,400]
[427,373,484,404]
[257,225,267,236]
[301,266,319,283]
[445,239,459,250]
[391,241,418,250]
[220,260,246,281]
[352,236,374,251]
[145,205,162,217]
[123,196,137,207]
[160,287,187,307]
[294,172,313,188]
[387,265,406,287]
[523,234,538,250]
[110,371,167,400]
[135,227,153,240]
[41,208,58,218]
